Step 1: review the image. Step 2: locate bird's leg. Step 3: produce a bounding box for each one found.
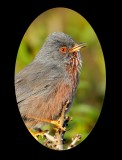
[27,101,69,133]
[38,100,69,131]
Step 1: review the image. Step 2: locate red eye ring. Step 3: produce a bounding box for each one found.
[59,47,67,54]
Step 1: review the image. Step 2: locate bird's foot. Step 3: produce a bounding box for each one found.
[50,119,66,131]
[27,101,69,133]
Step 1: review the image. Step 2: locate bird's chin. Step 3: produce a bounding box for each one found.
[68,51,82,71]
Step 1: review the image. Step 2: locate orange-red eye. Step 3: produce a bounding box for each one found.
[59,47,67,54]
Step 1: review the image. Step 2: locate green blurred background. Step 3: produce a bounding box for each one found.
[15,8,106,149]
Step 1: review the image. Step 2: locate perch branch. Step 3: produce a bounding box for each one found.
[35,100,70,150]
[28,100,82,150]
[54,100,69,150]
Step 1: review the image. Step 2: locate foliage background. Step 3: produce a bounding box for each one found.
[15,8,106,149]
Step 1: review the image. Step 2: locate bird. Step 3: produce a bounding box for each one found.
[15,32,86,138]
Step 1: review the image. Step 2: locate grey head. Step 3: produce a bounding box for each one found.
[34,32,82,67]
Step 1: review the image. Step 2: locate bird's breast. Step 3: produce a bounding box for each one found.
[65,52,81,89]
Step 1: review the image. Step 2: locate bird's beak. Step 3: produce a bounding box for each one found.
[69,42,87,53]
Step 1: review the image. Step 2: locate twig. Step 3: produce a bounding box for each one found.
[67,134,81,149]
[43,132,55,142]
[43,132,57,149]
[54,101,69,150]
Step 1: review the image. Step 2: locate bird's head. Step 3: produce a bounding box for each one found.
[35,32,86,71]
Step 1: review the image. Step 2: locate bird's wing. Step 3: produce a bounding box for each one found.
[15,61,64,106]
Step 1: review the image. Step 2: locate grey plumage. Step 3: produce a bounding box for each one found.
[15,32,82,129]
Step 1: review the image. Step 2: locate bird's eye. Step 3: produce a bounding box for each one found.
[59,47,67,54]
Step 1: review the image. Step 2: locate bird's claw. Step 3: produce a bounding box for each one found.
[51,119,66,131]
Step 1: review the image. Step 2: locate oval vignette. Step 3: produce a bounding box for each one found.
[15,7,106,150]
